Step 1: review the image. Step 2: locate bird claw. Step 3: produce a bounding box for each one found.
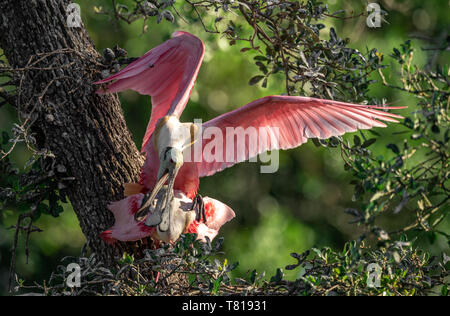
[191,194,207,223]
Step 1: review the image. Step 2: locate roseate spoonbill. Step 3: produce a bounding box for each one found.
[97,31,235,244]
[99,188,235,243]
[96,31,405,244]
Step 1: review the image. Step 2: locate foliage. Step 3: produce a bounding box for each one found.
[0,143,70,223]
[17,234,448,296]
[0,139,70,291]
[18,234,237,295]
[96,0,385,101]
[340,39,449,247]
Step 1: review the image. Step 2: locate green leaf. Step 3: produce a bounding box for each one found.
[270,268,284,283]
[249,269,257,283]
[255,61,268,74]
[162,10,174,23]
[362,138,377,148]
[37,203,50,215]
[51,205,64,217]
[311,138,321,147]
[2,131,9,145]
[254,56,268,61]
[386,143,400,154]
[368,129,381,137]
[188,273,197,286]
[431,125,440,134]
[426,231,437,244]
[211,276,223,294]
[442,285,448,296]
[226,261,239,272]
[329,27,337,43]
[248,75,264,86]
[119,253,134,265]
[262,77,268,88]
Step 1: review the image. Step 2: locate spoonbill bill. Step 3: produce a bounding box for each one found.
[96,31,405,244]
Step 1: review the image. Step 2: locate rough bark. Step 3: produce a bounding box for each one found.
[0,0,148,263]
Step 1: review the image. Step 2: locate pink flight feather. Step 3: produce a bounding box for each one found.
[197,96,406,177]
[95,31,204,153]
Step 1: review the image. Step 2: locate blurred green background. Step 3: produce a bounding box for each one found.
[0,0,449,293]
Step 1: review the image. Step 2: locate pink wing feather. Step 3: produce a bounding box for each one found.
[197,96,406,177]
[187,197,235,242]
[100,192,234,244]
[95,31,204,152]
[100,194,155,244]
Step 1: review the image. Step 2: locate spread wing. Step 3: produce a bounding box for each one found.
[196,96,406,177]
[95,31,204,152]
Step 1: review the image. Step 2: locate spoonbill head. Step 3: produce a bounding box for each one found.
[134,115,199,233]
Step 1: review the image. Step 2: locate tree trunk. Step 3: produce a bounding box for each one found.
[0,0,148,263]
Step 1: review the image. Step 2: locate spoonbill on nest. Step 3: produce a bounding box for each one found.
[95,31,405,245]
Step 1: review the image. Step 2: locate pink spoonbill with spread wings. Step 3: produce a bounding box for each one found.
[95,31,405,245]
